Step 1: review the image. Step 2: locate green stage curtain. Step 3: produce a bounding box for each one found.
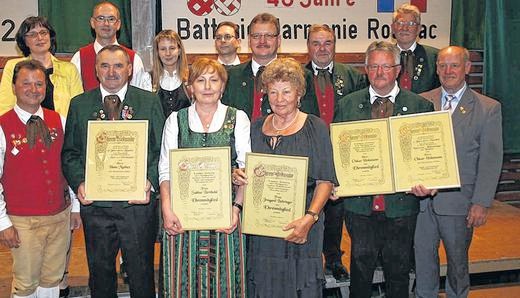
[450,0,485,49]
[38,0,132,53]
[484,0,520,153]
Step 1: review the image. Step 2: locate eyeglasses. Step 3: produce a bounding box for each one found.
[24,30,49,39]
[366,64,400,72]
[93,15,119,24]
[394,21,418,27]
[214,34,236,42]
[250,33,278,41]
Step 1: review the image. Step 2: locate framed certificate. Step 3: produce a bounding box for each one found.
[242,153,308,239]
[330,118,395,197]
[85,120,148,201]
[169,147,232,230]
[331,111,460,196]
[389,111,460,192]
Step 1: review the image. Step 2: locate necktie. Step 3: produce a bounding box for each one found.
[443,94,455,113]
[401,50,414,76]
[26,115,52,149]
[104,95,121,120]
[372,96,391,119]
[255,66,265,92]
[317,68,331,94]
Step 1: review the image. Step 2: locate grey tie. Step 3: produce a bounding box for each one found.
[443,94,455,112]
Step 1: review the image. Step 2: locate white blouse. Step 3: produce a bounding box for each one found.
[158,101,251,184]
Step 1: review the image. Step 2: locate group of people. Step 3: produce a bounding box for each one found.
[0,1,502,298]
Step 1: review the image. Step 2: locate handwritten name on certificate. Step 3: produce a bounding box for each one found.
[242,153,307,239]
[331,111,460,196]
[85,120,148,201]
[169,147,232,230]
[331,119,394,196]
[389,111,460,192]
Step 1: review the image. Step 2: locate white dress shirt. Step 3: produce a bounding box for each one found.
[0,105,79,231]
[71,40,152,91]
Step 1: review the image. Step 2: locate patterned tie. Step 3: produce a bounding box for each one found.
[317,68,331,95]
[255,66,265,92]
[401,50,414,76]
[26,115,52,149]
[371,96,392,119]
[443,94,455,113]
[104,95,121,120]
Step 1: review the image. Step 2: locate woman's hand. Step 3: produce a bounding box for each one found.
[283,214,315,244]
[162,207,184,236]
[216,207,241,234]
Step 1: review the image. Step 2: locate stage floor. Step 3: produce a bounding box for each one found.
[1,201,519,297]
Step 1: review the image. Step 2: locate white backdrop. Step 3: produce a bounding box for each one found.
[162,0,452,54]
[0,0,38,56]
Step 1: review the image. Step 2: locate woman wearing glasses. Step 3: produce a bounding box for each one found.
[151,30,191,118]
[0,16,83,298]
[0,16,83,117]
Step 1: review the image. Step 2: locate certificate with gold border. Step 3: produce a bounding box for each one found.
[330,119,394,197]
[85,120,148,201]
[242,153,308,239]
[169,147,232,230]
[389,111,460,192]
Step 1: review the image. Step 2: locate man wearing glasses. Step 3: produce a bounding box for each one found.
[392,3,440,94]
[222,13,317,121]
[70,1,151,92]
[214,21,241,67]
[333,41,433,298]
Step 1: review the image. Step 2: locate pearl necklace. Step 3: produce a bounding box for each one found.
[272,112,299,133]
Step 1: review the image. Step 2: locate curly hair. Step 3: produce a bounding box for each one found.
[261,58,306,97]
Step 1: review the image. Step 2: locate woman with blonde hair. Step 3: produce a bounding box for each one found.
[151,30,191,117]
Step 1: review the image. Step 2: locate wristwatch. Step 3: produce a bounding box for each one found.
[305,210,319,222]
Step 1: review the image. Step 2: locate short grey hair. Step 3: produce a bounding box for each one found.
[393,3,421,24]
[365,41,400,65]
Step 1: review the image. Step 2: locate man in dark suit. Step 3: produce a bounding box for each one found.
[304,23,366,282]
[334,41,434,298]
[414,46,503,298]
[221,13,318,121]
[62,45,165,298]
[392,3,440,94]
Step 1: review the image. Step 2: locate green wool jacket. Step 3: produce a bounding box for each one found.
[62,86,165,207]
[221,60,319,118]
[333,87,434,218]
[398,43,441,94]
[305,61,367,102]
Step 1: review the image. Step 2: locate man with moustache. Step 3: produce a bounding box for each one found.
[221,13,318,121]
[62,45,164,298]
[305,23,366,282]
[214,21,241,67]
[392,3,440,93]
[71,1,151,91]
[334,41,434,298]
[0,60,71,298]
[414,46,502,298]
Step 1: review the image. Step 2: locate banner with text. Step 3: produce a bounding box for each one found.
[162,0,451,54]
[0,0,38,56]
